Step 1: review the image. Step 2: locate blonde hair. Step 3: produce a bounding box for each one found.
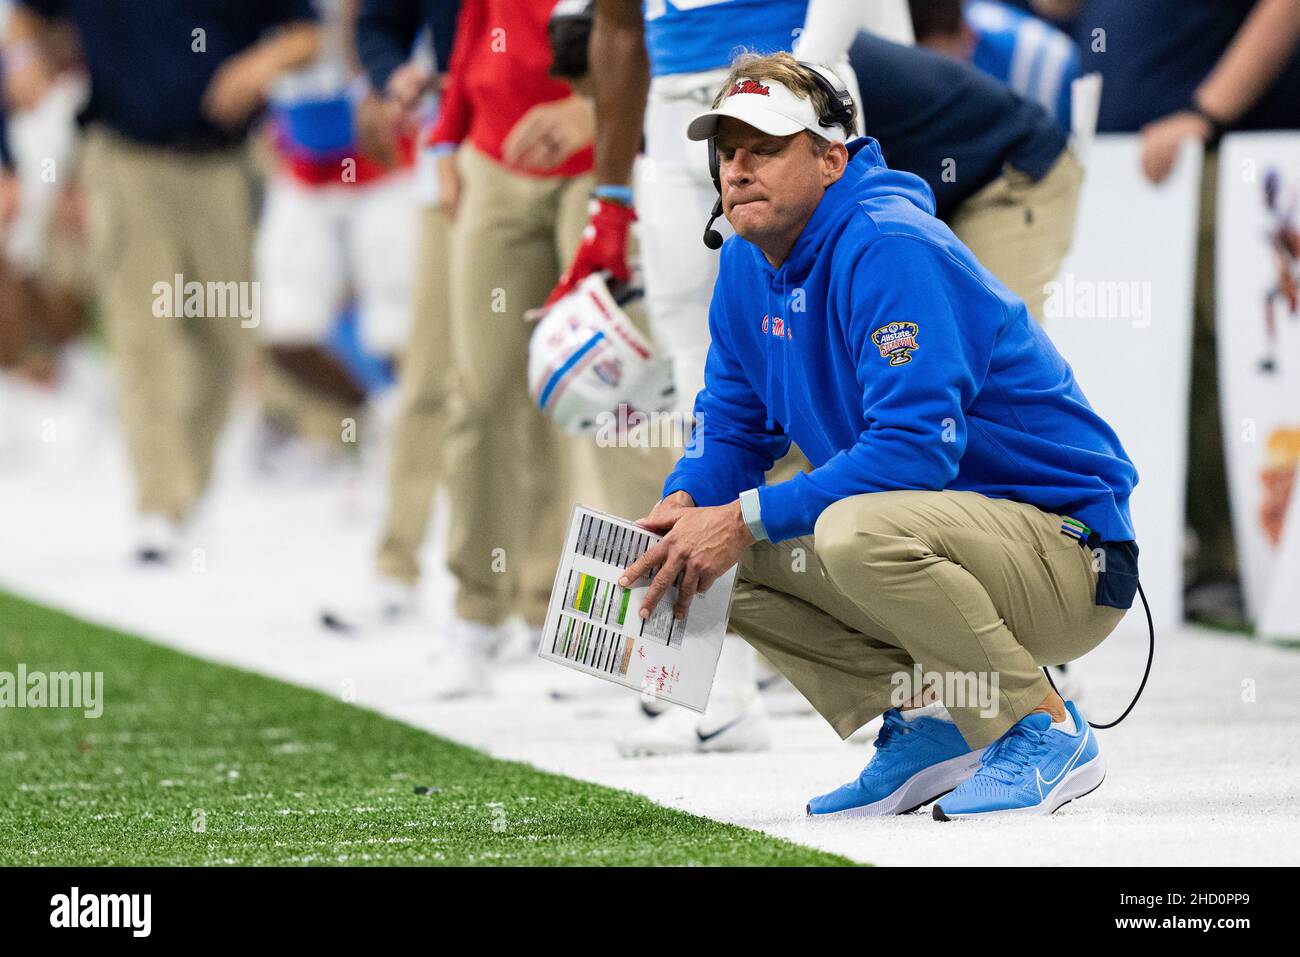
[710,51,858,152]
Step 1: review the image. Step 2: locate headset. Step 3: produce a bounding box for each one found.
[701,61,856,249]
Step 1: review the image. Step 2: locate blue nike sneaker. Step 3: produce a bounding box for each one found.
[932,701,1104,820]
[806,709,984,817]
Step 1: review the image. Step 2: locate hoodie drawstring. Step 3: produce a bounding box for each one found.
[764,285,775,432]
[781,275,790,431]
[762,275,793,434]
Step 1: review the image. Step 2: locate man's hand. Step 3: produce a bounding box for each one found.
[1027,0,1083,22]
[358,61,436,166]
[541,196,635,309]
[618,493,755,622]
[2,42,53,111]
[502,95,594,172]
[0,172,20,228]
[1139,110,1214,184]
[636,489,696,533]
[354,92,401,168]
[202,23,319,129]
[202,47,278,128]
[435,150,461,219]
[385,61,434,113]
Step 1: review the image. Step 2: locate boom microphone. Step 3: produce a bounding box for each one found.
[702,197,724,249]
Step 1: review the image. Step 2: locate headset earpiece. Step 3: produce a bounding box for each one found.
[796,60,855,139]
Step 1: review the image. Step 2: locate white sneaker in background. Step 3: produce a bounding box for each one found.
[133,513,184,566]
[494,620,542,667]
[430,617,510,700]
[319,576,420,635]
[638,693,670,718]
[614,632,772,755]
[615,694,772,757]
[756,658,815,717]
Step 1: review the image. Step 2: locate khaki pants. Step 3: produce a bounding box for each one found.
[728,489,1126,749]
[949,150,1084,323]
[444,146,662,627]
[81,129,253,520]
[376,204,456,585]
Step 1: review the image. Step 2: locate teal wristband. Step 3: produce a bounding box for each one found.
[592,184,635,206]
[739,488,768,543]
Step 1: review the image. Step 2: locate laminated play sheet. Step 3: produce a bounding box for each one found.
[537,505,737,712]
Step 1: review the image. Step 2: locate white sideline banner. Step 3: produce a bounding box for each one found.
[1043,135,1202,634]
[1216,133,1300,639]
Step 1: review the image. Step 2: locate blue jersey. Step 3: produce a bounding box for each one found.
[644,0,808,77]
[965,1,1079,131]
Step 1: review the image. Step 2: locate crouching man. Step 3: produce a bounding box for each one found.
[618,52,1139,820]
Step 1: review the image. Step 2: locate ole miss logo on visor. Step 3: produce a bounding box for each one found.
[871,321,920,365]
[727,79,771,99]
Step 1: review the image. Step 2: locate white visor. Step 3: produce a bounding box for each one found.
[686,75,848,144]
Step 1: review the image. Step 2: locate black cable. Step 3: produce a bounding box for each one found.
[1043,579,1154,730]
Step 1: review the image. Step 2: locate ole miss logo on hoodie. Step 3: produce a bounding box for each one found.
[761,314,791,339]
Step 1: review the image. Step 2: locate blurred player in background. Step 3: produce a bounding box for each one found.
[421,0,661,699]
[909,0,1079,132]
[318,0,461,632]
[253,0,418,475]
[0,39,18,391]
[547,0,913,757]
[0,0,92,452]
[4,0,322,563]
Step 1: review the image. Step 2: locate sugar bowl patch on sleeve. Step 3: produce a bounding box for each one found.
[870,321,920,366]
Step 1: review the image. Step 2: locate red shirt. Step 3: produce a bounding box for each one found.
[428,0,593,179]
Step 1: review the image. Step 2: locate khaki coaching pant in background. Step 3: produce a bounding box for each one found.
[444,145,663,628]
[376,204,456,585]
[81,129,252,521]
[728,489,1126,749]
[949,149,1084,323]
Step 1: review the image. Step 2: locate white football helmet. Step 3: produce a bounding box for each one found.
[528,273,675,436]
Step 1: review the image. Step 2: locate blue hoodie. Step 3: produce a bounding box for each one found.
[662,138,1138,546]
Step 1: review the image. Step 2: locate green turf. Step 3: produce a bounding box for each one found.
[0,591,854,866]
